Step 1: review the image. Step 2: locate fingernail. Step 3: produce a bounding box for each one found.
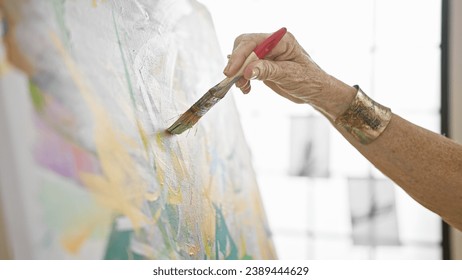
[250,68,260,80]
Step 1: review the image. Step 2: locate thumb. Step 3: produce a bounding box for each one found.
[243,60,283,82]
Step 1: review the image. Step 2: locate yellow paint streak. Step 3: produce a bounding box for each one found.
[152,208,161,223]
[145,191,160,202]
[167,186,183,205]
[239,233,248,259]
[203,177,214,204]
[91,0,107,7]
[0,57,11,76]
[137,120,149,153]
[202,210,214,258]
[60,209,112,255]
[79,174,147,224]
[252,190,276,259]
[229,184,247,215]
[155,132,165,152]
[153,132,168,188]
[201,178,215,258]
[154,157,165,187]
[171,153,188,179]
[50,33,148,233]
[61,226,92,254]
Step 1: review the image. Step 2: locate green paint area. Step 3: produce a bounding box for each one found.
[165,204,180,237]
[29,81,46,112]
[241,254,253,260]
[156,220,175,257]
[104,219,144,260]
[148,200,180,258]
[161,203,182,256]
[137,122,149,152]
[214,204,238,260]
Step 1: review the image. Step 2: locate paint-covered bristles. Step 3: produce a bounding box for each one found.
[167,111,201,134]
[167,76,239,135]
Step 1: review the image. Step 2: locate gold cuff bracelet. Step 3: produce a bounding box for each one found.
[334,85,392,145]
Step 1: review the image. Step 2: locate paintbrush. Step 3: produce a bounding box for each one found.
[167,27,287,134]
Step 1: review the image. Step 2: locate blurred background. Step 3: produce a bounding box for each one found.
[198,0,443,259]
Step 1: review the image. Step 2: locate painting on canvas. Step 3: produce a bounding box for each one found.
[0,0,275,259]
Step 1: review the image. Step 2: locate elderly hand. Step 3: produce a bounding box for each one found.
[223,31,356,120]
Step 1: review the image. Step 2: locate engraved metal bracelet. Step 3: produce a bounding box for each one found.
[334,85,392,145]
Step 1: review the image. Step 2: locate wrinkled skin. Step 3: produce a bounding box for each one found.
[224,31,356,119]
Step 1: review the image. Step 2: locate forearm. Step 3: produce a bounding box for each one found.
[327,94,462,230]
[311,66,462,231]
[342,115,462,229]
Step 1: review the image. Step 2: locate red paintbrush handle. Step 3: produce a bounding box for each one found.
[224,27,287,81]
[253,27,287,59]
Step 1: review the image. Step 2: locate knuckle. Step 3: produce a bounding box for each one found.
[265,63,278,79]
[234,34,251,47]
[285,31,295,41]
[235,34,247,43]
[234,34,259,48]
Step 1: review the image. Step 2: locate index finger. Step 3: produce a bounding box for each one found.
[224,33,270,77]
[224,31,292,77]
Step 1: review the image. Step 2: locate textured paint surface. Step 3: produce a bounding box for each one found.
[1,0,275,259]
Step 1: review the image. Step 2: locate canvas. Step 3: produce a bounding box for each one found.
[0,0,275,259]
